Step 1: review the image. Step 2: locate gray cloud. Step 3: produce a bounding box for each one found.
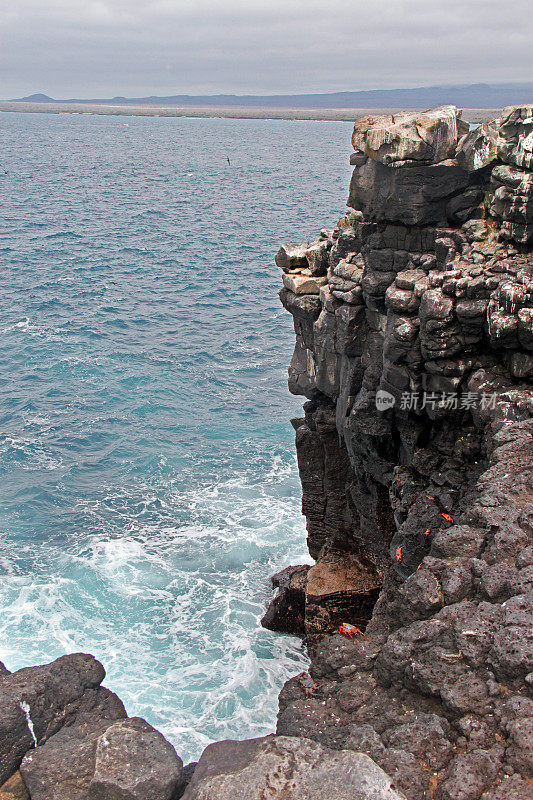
[1,0,531,98]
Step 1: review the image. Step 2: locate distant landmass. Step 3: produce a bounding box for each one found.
[13,82,533,109]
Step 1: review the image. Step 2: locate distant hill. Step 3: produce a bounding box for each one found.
[19,93,55,102]
[14,83,533,109]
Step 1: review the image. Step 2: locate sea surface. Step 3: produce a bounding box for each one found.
[0,112,352,761]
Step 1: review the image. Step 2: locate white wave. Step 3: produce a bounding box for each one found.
[0,460,309,761]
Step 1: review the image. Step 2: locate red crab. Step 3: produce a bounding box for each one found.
[296,671,323,696]
[395,545,404,562]
[424,528,431,537]
[441,513,453,524]
[337,622,366,640]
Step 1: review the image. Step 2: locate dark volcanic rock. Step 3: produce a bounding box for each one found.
[20,718,112,800]
[489,164,533,244]
[261,564,310,635]
[176,763,197,800]
[0,654,126,786]
[181,734,406,800]
[20,717,183,800]
[276,105,533,800]
[348,157,470,226]
[91,717,183,800]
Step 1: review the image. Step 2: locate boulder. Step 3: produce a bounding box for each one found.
[351,106,464,167]
[282,273,328,296]
[275,243,309,271]
[437,749,501,800]
[181,734,406,800]
[261,564,310,635]
[305,241,329,276]
[20,718,112,800]
[0,654,126,786]
[20,717,183,800]
[455,121,498,172]
[91,718,184,800]
[498,104,533,170]
[278,287,322,321]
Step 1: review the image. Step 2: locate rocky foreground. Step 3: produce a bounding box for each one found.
[1,105,532,800]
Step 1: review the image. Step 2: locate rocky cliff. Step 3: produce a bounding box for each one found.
[271,104,533,800]
[1,105,532,800]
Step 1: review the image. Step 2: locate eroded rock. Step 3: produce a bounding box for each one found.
[498,104,533,170]
[91,718,184,800]
[20,717,183,800]
[352,106,464,167]
[182,734,406,800]
[0,654,126,786]
[261,564,310,635]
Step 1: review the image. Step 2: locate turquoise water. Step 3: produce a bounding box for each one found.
[0,113,352,760]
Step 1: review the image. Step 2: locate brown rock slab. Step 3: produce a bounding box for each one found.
[0,773,29,800]
[305,549,381,646]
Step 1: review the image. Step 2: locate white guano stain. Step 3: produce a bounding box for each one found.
[20,700,38,747]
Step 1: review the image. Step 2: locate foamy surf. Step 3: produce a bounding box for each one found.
[0,112,352,762]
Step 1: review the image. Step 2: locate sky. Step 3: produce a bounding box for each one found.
[1,0,532,99]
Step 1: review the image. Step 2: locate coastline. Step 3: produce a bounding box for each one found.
[1,103,532,800]
[0,100,500,124]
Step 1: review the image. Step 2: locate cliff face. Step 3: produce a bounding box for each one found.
[274,105,533,800]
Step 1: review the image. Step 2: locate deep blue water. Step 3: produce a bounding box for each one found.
[0,112,352,760]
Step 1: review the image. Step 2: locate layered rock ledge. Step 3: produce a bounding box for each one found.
[269,104,533,800]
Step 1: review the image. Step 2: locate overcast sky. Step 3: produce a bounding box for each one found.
[1,0,532,99]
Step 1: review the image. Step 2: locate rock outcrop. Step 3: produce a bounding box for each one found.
[181,734,405,800]
[0,654,408,800]
[0,654,126,786]
[274,104,533,800]
[20,717,183,800]
[260,564,309,635]
[0,657,188,800]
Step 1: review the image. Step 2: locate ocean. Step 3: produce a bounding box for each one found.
[0,112,352,761]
